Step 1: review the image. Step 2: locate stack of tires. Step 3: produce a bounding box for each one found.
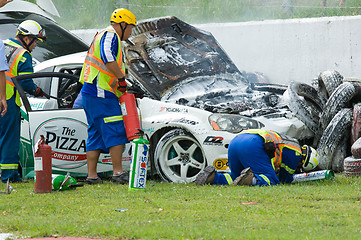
[284,70,361,174]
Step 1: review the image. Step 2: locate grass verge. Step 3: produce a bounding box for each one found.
[1,174,361,239]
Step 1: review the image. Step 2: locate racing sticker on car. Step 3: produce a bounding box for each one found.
[33,118,88,169]
[159,106,189,113]
[213,158,229,171]
[203,136,224,145]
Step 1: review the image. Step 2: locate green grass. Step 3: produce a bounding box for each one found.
[1,174,361,239]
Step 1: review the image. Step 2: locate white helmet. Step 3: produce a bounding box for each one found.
[301,145,319,171]
[17,20,46,41]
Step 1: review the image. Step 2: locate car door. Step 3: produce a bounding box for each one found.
[14,73,131,178]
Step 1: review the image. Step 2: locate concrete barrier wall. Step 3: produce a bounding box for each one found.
[72,15,361,85]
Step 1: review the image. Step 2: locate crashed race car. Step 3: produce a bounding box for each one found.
[17,72,265,183]
[22,16,320,183]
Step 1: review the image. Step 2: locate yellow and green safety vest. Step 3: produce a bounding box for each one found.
[240,129,301,170]
[3,39,31,107]
[79,26,125,98]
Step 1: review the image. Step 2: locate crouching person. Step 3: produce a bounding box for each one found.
[196,129,319,186]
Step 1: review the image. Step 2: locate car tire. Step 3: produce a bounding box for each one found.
[320,82,357,130]
[283,82,323,136]
[317,108,353,170]
[344,156,361,177]
[317,70,343,100]
[331,135,348,173]
[154,128,206,183]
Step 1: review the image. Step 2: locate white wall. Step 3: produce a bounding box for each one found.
[196,15,361,85]
[72,15,361,85]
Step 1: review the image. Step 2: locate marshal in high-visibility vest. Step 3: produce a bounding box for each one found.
[0,20,47,183]
[79,8,137,185]
[196,129,319,187]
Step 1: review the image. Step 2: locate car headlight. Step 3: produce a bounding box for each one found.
[209,113,265,133]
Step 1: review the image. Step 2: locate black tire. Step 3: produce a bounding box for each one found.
[317,108,353,170]
[331,135,349,173]
[283,82,324,136]
[320,82,357,130]
[317,70,343,100]
[344,156,361,177]
[154,128,206,183]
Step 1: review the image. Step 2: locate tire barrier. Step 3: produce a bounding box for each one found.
[284,70,361,173]
[320,82,357,130]
[316,108,352,170]
[317,70,343,100]
[284,82,324,138]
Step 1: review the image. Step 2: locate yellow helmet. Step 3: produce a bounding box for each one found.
[110,8,136,26]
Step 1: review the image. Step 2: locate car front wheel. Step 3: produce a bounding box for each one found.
[154,129,206,183]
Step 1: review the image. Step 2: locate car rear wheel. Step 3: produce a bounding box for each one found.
[154,129,206,183]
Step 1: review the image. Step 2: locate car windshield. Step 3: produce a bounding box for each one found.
[0,12,88,63]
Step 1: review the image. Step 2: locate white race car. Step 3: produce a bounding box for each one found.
[17,71,267,183]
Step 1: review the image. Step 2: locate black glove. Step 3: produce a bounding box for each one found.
[127,84,145,99]
[34,87,50,99]
[117,77,127,93]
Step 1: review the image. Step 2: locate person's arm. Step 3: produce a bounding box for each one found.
[17,52,47,97]
[105,61,125,79]
[101,31,127,92]
[0,0,13,8]
[0,71,7,116]
[278,147,301,183]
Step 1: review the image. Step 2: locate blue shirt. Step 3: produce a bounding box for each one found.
[81,29,120,99]
[0,40,9,72]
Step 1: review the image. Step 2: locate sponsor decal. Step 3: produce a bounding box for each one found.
[213,159,229,170]
[33,118,88,168]
[159,106,189,113]
[30,102,45,110]
[144,127,155,135]
[203,136,224,145]
[170,117,199,125]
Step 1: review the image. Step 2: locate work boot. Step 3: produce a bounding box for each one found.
[112,171,129,184]
[85,177,103,185]
[195,166,215,186]
[233,167,254,186]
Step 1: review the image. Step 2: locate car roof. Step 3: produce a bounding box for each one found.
[34,51,86,72]
[0,0,54,20]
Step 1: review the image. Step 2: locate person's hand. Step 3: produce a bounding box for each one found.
[0,98,7,117]
[117,77,127,93]
[34,87,50,99]
[127,84,145,99]
[0,0,13,8]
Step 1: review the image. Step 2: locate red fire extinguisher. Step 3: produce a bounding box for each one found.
[34,135,52,193]
[119,92,141,141]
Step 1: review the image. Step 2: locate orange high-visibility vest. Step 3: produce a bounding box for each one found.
[79,26,124,97]
[3,39,30,106]
[240,129,301,169]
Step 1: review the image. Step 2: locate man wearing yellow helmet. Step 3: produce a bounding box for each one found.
[79,8,136,185]
[1,20,48,183]
[196,129,319,186]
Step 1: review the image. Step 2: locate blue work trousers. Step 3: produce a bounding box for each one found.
[213,133,281,186]
[0,96,21,182]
